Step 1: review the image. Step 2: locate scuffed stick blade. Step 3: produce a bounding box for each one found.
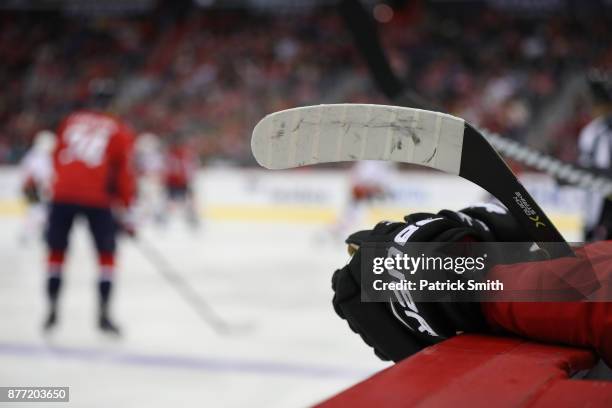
[251,104,465,173]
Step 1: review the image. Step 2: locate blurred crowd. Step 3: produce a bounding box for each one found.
[1,1,610,164]
[377,2,611,149]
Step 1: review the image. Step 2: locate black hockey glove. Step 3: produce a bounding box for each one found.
[332,203,543,362]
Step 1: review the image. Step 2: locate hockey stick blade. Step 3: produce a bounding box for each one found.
[251,104,572,258]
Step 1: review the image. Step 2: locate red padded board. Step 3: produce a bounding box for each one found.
[316,334,612,408]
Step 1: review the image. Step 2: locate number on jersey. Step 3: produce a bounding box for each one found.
[60,119,115,167]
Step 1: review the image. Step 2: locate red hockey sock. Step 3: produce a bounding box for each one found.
[48,250,65,275]
[98,252,115,279]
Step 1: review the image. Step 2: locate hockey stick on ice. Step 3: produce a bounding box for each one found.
[338,0,612,196]
[251,103,573,258]
[133,237,252,335]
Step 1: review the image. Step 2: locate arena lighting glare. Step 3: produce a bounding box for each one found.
[373,3,393,23]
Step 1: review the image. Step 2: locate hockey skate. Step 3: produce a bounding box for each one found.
[98,314,121,336]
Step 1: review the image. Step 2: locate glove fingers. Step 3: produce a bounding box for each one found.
[337,295,426,362]
[333,258,427,362]
[460,204,527,242]
[345,229,373,246]
[332,266,359,315]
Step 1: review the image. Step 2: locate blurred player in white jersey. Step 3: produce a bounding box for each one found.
[578,69,612,241]
[333,160,395,237]
[19,130,55,244]
[134,132,164,224]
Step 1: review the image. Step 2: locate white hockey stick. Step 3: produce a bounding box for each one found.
[251,103,572,258]
[252,104,463,173]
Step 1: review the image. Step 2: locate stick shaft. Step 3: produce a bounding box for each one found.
[134,237,231,334]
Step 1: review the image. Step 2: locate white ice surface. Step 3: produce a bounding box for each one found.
[0,217,389,408]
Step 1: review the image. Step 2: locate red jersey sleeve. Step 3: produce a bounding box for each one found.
[482,241,612,366]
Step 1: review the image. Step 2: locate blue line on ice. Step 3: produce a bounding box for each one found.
[0,342,374,380]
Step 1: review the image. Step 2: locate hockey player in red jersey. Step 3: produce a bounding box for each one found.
[44,80,136,334]
[332,203,612,371]
[160,137,199,228]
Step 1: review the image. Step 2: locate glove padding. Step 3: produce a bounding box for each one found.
[451,202,530,242]
[332,204,540,362]
[333,250,427,361]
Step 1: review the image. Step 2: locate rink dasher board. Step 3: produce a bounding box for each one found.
[0,167,585,239]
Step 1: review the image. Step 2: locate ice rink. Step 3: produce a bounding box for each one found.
[0,214,394,407]
[0,168,586,407]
